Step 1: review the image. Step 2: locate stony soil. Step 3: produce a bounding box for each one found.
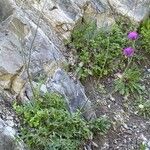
[83,57,150,150]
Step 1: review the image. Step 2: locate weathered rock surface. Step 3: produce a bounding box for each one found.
[46,68,96,120]
[0,0,150,149]
[108,0,150,23]
[0,118,25,150]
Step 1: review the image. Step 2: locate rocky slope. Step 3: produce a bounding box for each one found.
[0,0,149,149]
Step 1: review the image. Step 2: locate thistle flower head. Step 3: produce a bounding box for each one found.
[127,31,139,40]
[123,47,134,57]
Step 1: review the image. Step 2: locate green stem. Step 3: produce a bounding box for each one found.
[123,57,132,75]
[122,40,135,76]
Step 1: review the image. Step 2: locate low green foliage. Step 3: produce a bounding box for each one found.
[88,118,110,134]
[140,19,150,54]
[115,67,143,96]
[13,92,110,150]
[69,22,129,80]
[135,97,150,118]
[66,18,150,97]
[139,143,147,150]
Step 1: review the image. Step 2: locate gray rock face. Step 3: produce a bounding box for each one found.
[108,0,150,22]
[0,118,25,150]
[0,0,14,22]
[0,0,66,99]
[46,69,96,121]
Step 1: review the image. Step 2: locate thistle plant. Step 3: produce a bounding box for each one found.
[115,31,142,96]
[122,31,138,73]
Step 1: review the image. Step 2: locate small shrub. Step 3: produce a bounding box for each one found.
[69,22,130,80]
[13,92,110,150]
[115,67,143,96]
[88,118,110,135]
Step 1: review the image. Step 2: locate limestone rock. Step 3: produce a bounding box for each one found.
[0,0,15,22]
[0,0,66,99]
[46,69,96,121]
[0,30,24,91]
[0,118,25,150]
[108,0,150,23]
[84,1,115,28]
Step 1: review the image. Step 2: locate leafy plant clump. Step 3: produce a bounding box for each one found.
[13,92,110,150]
[139,143,147,150]
[140,18,150,54]
[68,22,129,80]
[115,67,143,96]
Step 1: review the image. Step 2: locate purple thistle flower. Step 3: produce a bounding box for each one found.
[123,47,134,57]
[127,31,139,40]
